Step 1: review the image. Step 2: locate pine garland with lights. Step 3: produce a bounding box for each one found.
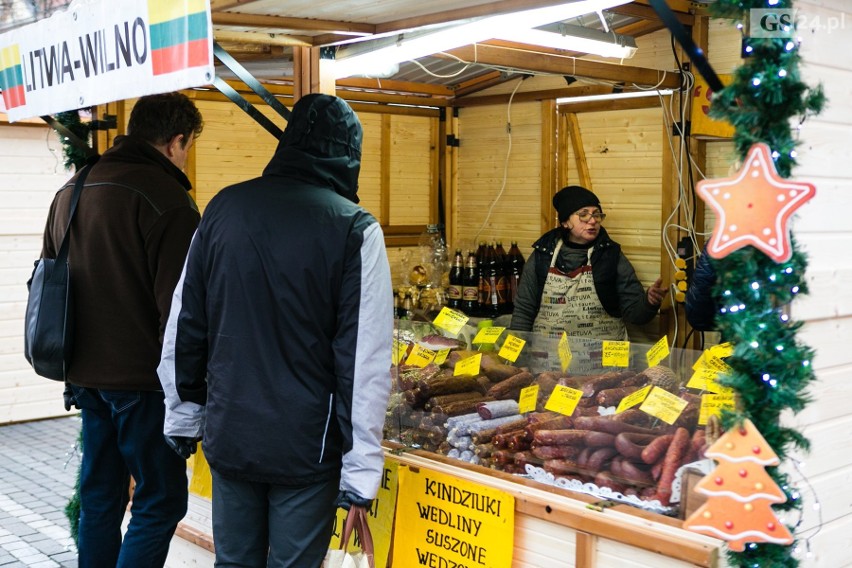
[54,110,92,171]
[704,0,825,566]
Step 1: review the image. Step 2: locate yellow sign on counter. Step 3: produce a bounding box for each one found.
[392,338,407,366]
[329,460,399,568]
[602,340,630,367]
[405,344,436,368]
[518,385,539,414]
[454,353,482,377]
[544,385,583,416]
[646,336,670,368]
[639,387,688,425]
[498,334,526,363]
[433,307,469,335]
[699,393,737,425]
[616,385,651,414]
[393,465,514,568]
[473,326,506,345]
[434,348,451,366]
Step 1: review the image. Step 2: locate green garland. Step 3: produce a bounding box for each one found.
[54,110,92,171]
[706,1,824,566]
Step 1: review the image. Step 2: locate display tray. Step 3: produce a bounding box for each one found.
[387,320,724,517]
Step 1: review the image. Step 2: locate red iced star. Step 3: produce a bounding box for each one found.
[697,143,816,263]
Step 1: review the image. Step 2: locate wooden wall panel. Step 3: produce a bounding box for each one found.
[455,101,544,255]
[358,112,383,222]
[387,114,434,226]
[560,107,665,287]
[0,124,73,424]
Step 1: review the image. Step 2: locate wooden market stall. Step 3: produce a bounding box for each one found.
[5,0,851,565]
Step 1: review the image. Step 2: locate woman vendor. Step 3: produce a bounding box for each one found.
[510,185,668,340]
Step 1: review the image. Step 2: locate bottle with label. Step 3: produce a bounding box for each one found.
[476,241,489,314]
[400,291,414,320]
[447,248,463,310]
[462,250,479,316]
[482,242,505,318]
[506,240,525,311]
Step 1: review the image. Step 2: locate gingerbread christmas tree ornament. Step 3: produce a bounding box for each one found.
[697,143,816,263]
[683,419,794,551]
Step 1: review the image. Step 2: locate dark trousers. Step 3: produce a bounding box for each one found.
[71,387,188,568]
[211,468,339,568]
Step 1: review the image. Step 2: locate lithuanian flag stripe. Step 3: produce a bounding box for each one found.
[0,45,26,109]
[147,0,208,26]
[151,38,209,75]
[149,11,209,51]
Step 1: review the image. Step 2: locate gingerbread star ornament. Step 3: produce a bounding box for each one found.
[697,143,816,263]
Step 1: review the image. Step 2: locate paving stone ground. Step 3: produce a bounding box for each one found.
[0,417,80,567]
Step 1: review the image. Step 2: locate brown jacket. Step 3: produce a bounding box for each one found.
[42,135,200,390]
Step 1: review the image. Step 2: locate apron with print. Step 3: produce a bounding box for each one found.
[532,241,627,341]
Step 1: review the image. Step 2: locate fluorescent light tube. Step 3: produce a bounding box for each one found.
[497,28,637,59]
[556,89,673,104]
[332,0,632,78]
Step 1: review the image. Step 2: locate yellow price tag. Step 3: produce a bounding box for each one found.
[433,348,450,366]
[498,335,526,363]
[544,385,583,416]
[558,333,573,373]
[709,342,734,358]
[639,387,689,425]
[473,326,506,345]
[687,367,720,392]
[699,392,737,425]
[518,385,539,414]
[602,340,630,368]
[405,344,436,368]
[646,336,670,368]
[703,353,733,376]
[432,307,469,335]
[392,338,408,366]
[615,385,652,413]
[454,353,482,377]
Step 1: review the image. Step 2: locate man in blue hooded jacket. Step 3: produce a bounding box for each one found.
[158,94,393,567]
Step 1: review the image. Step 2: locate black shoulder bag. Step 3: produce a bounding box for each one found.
[24,159,98,381]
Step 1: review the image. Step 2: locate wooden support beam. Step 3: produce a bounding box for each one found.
[610,3,694,26]
[614,20,667,38]
[210,0,264,10]
[211,12,375,35]
[337,78,453,98]
[541,99,558,235]
[213,30,312,47]
[576,531,597,568]
[381,115,391,226]
[447,44,681,89]
[453,71,512,98]
[292,46,336,102]
[557,95,669,113]
[565,113,592,189]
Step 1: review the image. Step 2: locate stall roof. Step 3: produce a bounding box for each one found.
[208,0,703,99]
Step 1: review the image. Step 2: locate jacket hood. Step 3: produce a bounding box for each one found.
[262,94,363,203]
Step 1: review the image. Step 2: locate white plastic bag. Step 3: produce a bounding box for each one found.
[323,506,375,568]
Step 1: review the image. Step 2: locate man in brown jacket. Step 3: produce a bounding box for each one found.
[40,92,202,567]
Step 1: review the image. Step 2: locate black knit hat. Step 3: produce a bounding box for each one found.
[553,185,602,223]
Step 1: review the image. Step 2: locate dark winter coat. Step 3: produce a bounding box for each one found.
[41,136,199,390]
[158,95,393,500]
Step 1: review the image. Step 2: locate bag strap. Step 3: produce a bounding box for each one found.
[340,506,375,567]
[54,157,99,269]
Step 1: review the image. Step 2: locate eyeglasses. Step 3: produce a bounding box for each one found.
[575,211,606,222]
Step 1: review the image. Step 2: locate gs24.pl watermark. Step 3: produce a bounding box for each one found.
[750,9,847,38]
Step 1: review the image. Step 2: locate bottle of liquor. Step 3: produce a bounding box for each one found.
[506,241,525,311]
[478,243,492,316]
[482,242,505,318]
[461,250,479,316]
[400,291,414,320]
[493,241,509,314]
[447,248,464,310]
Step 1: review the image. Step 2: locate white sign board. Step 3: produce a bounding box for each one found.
[0,0,213,122]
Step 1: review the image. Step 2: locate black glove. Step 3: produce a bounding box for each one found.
[164,435,200,460]
[334,489,372,511]
[63,383,76,412]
